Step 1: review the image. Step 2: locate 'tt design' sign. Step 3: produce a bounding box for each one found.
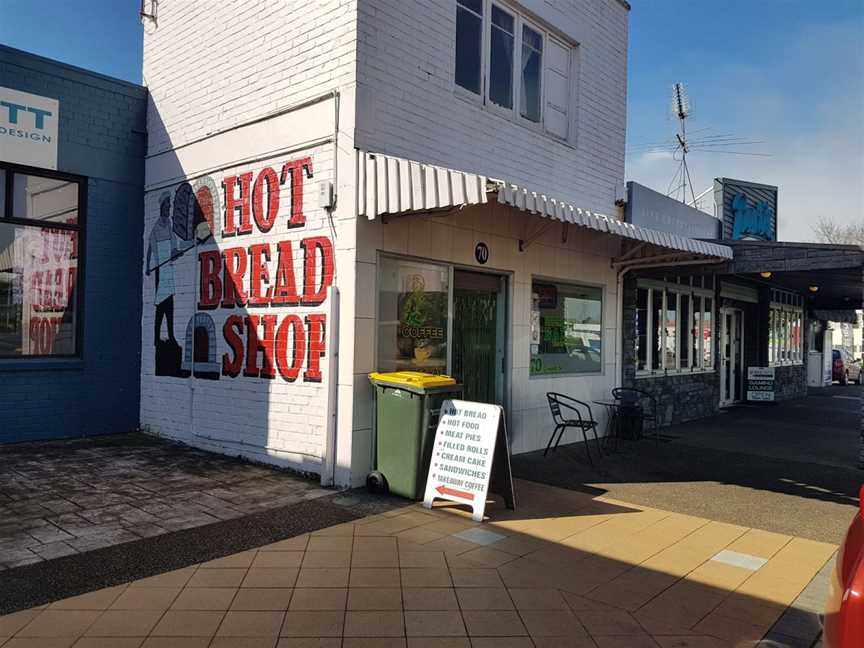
[0,87,59,170]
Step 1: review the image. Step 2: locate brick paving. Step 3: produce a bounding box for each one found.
[0,433,331,570]
[0,479,838,647]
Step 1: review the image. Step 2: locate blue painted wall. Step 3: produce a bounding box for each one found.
[0,45,146,442]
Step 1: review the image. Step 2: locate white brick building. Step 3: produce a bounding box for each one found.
[140,0,731,489]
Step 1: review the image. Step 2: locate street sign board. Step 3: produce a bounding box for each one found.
[422,399,515,522]
[747,366,775,402]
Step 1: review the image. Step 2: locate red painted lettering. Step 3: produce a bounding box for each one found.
[248,243,272,306]
[223,172,253,236]
[244,314,277,379]
[280,157,312,227]
[272,240,299,305]
[198,250,222,309]
[222,247,248,307]
[304,313,326,382]
[275,314,305,382]
[301,237,334,305]
[222,315,244,377]
[252,167,280,232]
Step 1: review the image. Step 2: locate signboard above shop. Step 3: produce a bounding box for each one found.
[624,182,720,239]
[0,86,59,170]
[714,177,778,242]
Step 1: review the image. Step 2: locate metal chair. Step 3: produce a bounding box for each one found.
[545,393,602,465]
[612,387,661,444]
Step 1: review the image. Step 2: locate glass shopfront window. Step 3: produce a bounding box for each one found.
[0,166,83,358]
[769,289,803,366]
[377,256,450,373]
[635,276,715,375]
[530,280,602,376]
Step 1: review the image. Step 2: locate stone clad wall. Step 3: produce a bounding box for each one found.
[621,277,721,425]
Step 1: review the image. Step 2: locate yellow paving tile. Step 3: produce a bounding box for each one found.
[346,588,403,610]
[140,639,211,648]
[400,568,452,588]
[260,535,309,552]
[83,610,163,637]
[74,638,147,648]
[216,611,285,637]
[343,611,404,637]
[449,568,504,588]
[0,610,42,637]
[394,526,446,545]
[109,587,181,611]
[16,610,101,638]
[404,611,466,637]
[309,522,355,537]
[280,611,343,637]
[724,529,791,560]
[294,569,349,589]
[230,588,294,611]
[685,561,755,591]
[404,639,471,648]
[216,637,282,648]
[49,586,127,610]
[130,567,198,588]
[350,550,399,568]
[274,639,339,648]
[172,587,238,611]
[398,551,447,568]
[461,610,526,637]
[241,569,299,589]
[403,588,459,611]
[187,568,247,588]
[348,568,401,588]
[448,546,517,568]
[521,610,586,637]
[454,587,512,610]
[150,610,226,637]
[288,589,347,611]
[202,551,259,569]
[575,609,644,636]
[507,588,568,610]
[299,552,351,568]
[342,639,406,648]
[352,537,398,552]
[306,537,352,552]
[252,552,305,569]
[586,568,679,612]
[653,636,729,648]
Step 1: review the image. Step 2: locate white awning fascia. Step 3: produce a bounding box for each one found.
[355,150,732,261]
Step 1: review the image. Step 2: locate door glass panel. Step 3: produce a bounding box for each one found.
[377,257,449,373]
[664,293,677,369]
[651,290,663,370]
[453,271,501,403]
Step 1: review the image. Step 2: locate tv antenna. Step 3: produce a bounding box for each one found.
[626,84,769,211]
[668,82,697,205]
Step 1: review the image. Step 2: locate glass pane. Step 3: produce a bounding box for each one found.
[703,298,713,367]
[0,169,5,217]
[455,6,483,94]
[489,6,514,109]
[664,293,677,369]
[377,257,449,373]
[768,309,775,364]
[12,174,78,225]
[530,281,602,375]
[457,0,482,14]
[679,294,690,369]
[692,296,701,369]
[520,25,542,122]
[636,287,648,371]
[0,223,79,356]
[651,289,662,370]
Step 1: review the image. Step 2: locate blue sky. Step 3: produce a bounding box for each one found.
[2,1,862,241]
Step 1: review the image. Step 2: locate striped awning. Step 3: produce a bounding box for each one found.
[356,150,732,260]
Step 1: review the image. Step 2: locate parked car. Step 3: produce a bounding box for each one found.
[823,485,864,647]
[833,349,862,385]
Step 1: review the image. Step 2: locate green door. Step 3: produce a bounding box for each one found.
[452,270,506,404]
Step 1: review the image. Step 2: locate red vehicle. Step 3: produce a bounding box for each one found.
[824,484,864,647]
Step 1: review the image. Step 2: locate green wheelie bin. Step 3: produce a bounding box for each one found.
[367,371,463,500]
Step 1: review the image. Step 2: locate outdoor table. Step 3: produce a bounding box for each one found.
[592,399,625,453]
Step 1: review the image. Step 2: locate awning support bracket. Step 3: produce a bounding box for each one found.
[519,219,554,252]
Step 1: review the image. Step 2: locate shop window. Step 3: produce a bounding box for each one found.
[769,290,803,366]
[530,280,602,376]
[0,166,83,358]
[636,277,715,376]
[453,0,576,140]
[377,257,450,373]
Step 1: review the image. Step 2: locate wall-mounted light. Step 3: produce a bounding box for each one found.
[808,285,819,293]
[759,271,772,279]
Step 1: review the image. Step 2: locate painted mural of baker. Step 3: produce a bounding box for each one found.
[145,192,181,375]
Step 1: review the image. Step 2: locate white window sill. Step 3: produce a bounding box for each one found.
[635,368,716,379]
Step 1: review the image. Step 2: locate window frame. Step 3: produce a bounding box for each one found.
[529,276,605,378]
[452,0,575,141]
[0,161,87,360]
[636,276,716,377]
[768,289,804,367]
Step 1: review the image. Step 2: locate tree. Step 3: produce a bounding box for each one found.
[812,216,864,246]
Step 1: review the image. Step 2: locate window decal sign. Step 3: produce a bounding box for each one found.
[144,156,334,382]
[423,399,515,521]
[0,86,59,170]
[747,366,775,402]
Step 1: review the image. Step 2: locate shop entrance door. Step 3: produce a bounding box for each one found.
[451,270,506,405]
[720,308,744,407]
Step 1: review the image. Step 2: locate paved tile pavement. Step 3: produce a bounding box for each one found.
[0,433,331,570]
[0,479,838,647]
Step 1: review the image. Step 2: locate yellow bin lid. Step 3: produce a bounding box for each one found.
[368,371,456,389]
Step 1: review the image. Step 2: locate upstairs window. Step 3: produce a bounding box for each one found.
[454,1,576,141]
[520,24,543,122]
[455,0,483,95]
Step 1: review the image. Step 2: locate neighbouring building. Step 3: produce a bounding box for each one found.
[0,45,146,442]
[622,180,864,426]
